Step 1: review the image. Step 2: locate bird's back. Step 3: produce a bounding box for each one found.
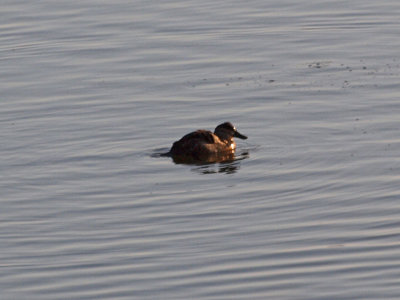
[170,130,218,157]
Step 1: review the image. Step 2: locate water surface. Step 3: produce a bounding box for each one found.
[1,1,400,299]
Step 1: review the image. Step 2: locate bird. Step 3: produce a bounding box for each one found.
[168,122,247,162]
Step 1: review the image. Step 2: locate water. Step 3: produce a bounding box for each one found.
[1,1,400,299]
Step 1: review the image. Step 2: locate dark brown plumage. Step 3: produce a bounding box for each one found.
[169,122,247,161]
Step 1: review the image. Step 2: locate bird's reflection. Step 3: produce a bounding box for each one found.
[172,151,249,174]
[152,148,249,174]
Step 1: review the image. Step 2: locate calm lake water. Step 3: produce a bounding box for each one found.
[1,1,400,299]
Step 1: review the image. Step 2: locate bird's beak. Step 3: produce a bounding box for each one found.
[234,130,247,140]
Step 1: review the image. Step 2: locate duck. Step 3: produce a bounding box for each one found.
[168,122,247,161]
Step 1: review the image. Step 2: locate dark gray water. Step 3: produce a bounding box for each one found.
[1,1,400,299]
